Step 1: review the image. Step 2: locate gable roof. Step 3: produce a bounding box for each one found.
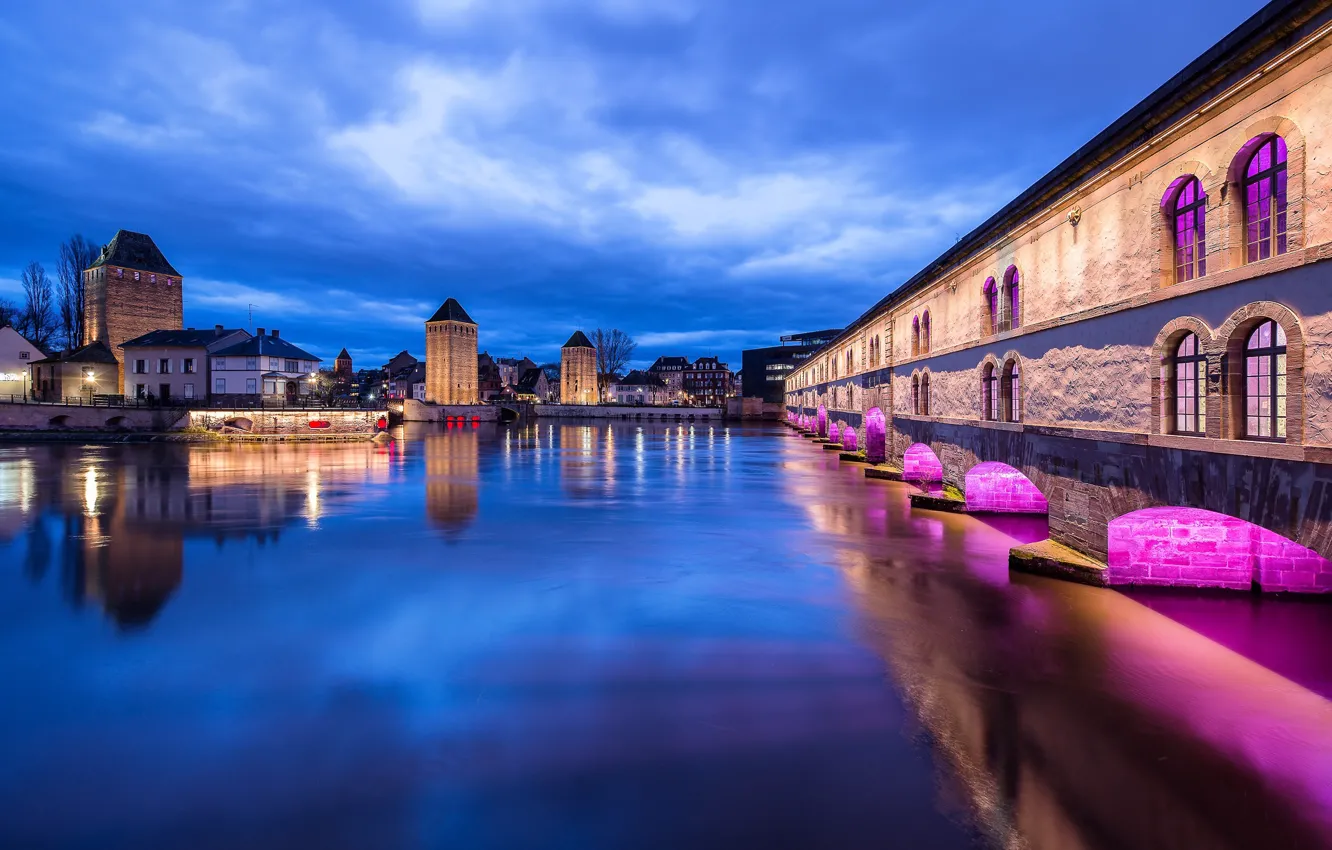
[89,230,180,277]
[31,340,119,366]
[210,332,320,362]
[427,298,476,324]
[336,348,351,361]
[649,356,689,370]
[517,368,546,392]
[562,330,594,349]
[120,328,248,349]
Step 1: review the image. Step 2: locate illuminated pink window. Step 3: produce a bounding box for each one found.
[983,277,998,334]
[1172,333,1205,435]
[920,311,931,354]
[982,363,997,421]
[1172,177,1207,281]
[1002,359,1020,422]
[1244,135,1288,263]
[911,375,920,414]
[1244,319,1286,441]
[1002,267,1020,330]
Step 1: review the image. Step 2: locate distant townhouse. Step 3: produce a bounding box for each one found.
[29,341,119,403]
[209,328,321,405]
[647,356,689,400]
[613,370,668,405]
[0,325,42,398]
[121,325,250,402]
[515,366,551,402]
[683,356,733,407]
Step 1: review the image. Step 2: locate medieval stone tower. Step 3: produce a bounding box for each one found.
[561,331,598,405]
[425,298,478,404]
[83,230,184,393]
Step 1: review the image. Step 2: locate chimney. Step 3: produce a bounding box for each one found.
[257,327,265,337]
[215,324,224,335]
[272,329,280,339]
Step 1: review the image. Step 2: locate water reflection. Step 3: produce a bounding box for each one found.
[0,425,1328,849]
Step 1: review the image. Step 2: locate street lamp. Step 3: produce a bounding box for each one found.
[83,368,96,403]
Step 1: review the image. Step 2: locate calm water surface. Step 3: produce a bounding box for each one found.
[2,422,1331,849]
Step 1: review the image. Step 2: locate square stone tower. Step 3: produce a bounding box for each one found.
[83,230,184,394]
[561,330,598,405]
[425,298,478,404]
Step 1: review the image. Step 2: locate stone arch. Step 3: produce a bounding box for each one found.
[1222,116,1306,268]
[964,461,1049,514]
[865,407,887,464]
[902,443,943,482]
[816,404,828,438]
[841,425,858,451]
[1149,316,1216,437]
[829,420,841,443]
[105,415,128,430]
[1214,301,1304,443]
[48,414,69,428]
[1149,161,1217,289]
[1108,506,1331,594]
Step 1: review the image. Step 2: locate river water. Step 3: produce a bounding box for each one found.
[1,421,1331,849]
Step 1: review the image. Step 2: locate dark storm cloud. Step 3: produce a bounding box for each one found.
[0,0,1264,368]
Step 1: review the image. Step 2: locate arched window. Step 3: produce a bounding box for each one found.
[983,277,998,335]
[1002,359,1020,422]
[911,316,921,356]
[1171,177,1207,282]
[982,363,998,421]
[1002,266,1021,331]
[920,311,931,354]
[1244,135,1288,263]
[1244,319,1286,441]
[1170,333,1206,435]
[920,373,931,416]
[911,375,920,414]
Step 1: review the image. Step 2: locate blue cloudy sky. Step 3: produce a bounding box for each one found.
[0,0,1263,370]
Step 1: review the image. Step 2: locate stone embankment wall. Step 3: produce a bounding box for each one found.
[534,405,722,420]
[403,401,501,422]
[0,401,187,432]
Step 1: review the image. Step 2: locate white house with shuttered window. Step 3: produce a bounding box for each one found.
[121,325,249,402]
[0,325,42,399]
[209,328,321,403]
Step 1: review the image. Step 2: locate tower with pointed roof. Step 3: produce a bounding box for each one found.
[83,230,184,393]
[425,298,478,404]
[560,330,598,405]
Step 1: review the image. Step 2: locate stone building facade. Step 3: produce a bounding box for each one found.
[425,298,478,405]
[83,230,184,394]
[560,331,598,405]
[786,0,1332,594]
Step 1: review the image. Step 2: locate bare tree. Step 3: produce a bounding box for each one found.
[19,262,56,348]
[592,328,636,399]
[56,234,97,349]
[0,297,18,328]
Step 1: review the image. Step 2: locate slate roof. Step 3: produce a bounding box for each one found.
[120,328,247,349]
[617,370,665,388]
[31,340,119,366]
[88,230,181,276]
[427,298,476,324]
[516,369,545,392]
[562,330,594,349]
[649,356,689,371]
[211,332,320,362]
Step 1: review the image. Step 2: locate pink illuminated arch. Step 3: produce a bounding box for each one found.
[1108,506,1331,593]
[816,405,828,438]
[902,443,943,482]
[964,462,1048,514]
[1164,176,1207,282]
[983,277,998,335]
[842,426,857,451]
[1241,134,1289,263]
[865,407,887,464]
[1002,265,1021,330]
[829,421,841,443]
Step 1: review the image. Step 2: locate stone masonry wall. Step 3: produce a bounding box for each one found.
[84,265,184,394]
